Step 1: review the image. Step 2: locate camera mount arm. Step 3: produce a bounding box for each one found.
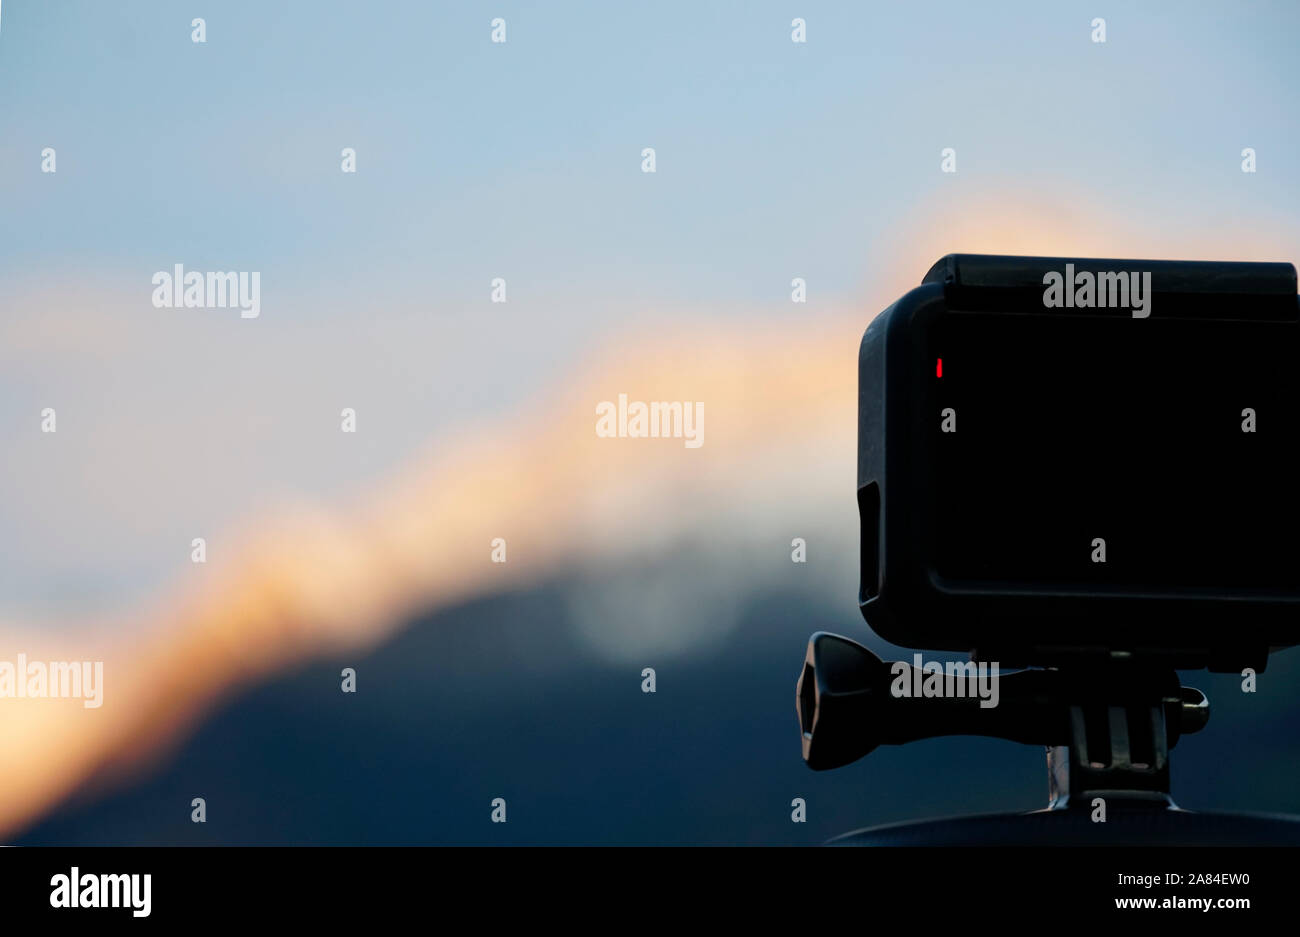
[796,632,1209,806]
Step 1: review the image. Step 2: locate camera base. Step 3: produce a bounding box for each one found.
[827,800,1300,846]
[796,632,1300,844]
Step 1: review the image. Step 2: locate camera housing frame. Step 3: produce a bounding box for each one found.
[858,254,1300,671]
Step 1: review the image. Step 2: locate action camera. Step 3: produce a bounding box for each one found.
[796,253,1300,842]
[857,254,1300,671]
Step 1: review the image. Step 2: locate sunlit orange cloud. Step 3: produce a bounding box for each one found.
[2,191,1296,839]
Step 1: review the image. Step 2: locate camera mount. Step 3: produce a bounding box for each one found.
[796,633,1300,844]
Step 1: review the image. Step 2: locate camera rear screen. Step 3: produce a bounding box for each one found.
[930,311,1300,593]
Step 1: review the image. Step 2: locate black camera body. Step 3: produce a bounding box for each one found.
[857,254,1300,671]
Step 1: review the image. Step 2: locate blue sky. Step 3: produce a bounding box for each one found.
[3,1,1296,306]
[0,0,1297,613]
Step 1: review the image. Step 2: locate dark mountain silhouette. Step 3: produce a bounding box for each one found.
[17,581,1300,844]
